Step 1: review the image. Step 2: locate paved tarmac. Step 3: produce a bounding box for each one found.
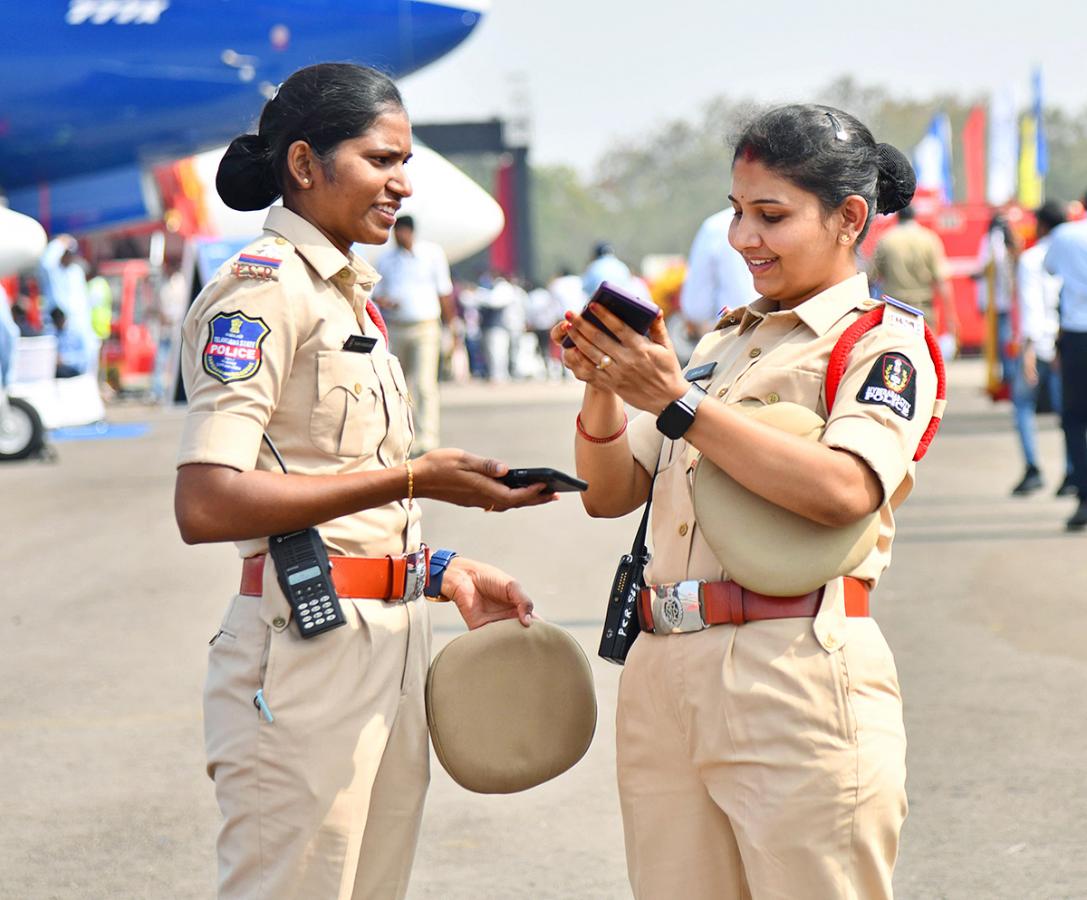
[1,358,1085,900]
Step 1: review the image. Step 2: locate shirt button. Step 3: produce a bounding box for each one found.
[726,317,736,325]
[678,523,689,537]
[767,392,780,404]
[749,347,762,358]
[861,299,877,308]
[354,383,362,393]
[272,616,286,629]
[823,633,838,650]
[274,237,287,245]
[338,268,352,280]
[717,387,727,398]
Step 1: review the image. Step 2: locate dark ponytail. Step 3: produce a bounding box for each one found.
[733,104,915,241]
[216,63,405,212]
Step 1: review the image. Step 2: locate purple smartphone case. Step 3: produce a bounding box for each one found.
[562,281,659,348]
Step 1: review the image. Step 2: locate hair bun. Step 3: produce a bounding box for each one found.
[874,143,916,215]
[215,134,280,211]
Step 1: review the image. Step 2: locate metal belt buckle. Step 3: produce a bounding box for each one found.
[650,580,705,633]
[402,549,426,603]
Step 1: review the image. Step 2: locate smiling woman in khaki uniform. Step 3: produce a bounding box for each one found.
[174,64,555,900]
[556,105,938,899]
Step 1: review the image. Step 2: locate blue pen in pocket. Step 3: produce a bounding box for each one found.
[253,689,274,723]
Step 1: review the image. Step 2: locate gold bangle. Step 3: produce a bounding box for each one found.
[405,458,414,508]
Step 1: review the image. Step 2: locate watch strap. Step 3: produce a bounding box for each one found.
[425,548,458,599]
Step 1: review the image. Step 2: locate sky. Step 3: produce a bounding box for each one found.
[399,0,1087,174]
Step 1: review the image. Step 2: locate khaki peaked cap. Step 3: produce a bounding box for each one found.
[692,402,880,596]
[426,619,597,794]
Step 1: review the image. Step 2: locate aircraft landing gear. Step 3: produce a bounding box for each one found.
[0,392,45,461]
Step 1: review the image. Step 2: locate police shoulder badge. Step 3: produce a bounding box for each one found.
[856,352,916,420]
[203,311,270,383]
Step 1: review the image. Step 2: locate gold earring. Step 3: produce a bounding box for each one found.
[302,178,310,185]
[839,234,850,244]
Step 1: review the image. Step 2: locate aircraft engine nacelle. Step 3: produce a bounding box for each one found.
[0,207,47,277]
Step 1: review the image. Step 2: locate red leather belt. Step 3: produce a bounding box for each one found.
[638,576,869,634]
[241,548,429,601]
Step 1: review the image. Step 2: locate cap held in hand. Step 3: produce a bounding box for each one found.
[426,619,597,794]
[692,402,880,596]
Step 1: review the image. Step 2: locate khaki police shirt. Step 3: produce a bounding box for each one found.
[177,206,421,560]
[872,221,951,316]
[627,273,939,651]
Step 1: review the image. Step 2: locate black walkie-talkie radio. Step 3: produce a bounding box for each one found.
[268,528,346,638]
[262,434,346,639]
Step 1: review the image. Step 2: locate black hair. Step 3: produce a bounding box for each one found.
[732,104,915,241]
[897,205,916,222]
[216,63,405,211]
[394,215,415,230]
[1035,200,1067,234]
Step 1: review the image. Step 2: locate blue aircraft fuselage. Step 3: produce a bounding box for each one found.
[0,0,484,190]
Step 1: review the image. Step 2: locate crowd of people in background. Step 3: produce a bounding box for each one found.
[4,195,1087,532]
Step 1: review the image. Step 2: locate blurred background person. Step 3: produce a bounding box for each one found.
[871,205,959,348]
[0,283,18,390]
[375,215,453,456]
[475,272,518,382]
[974,213,1020,386]
[677,207,757,362]
[1044,192,1087,531]
[523,280,563,379]
[1010,200,1072,496]
[38,235,100,377]
[582,240,631,296]
[548,265,586,317]
[49,308,90,379]
[150,263,188,404]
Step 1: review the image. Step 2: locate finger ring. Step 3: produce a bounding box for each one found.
[596,354,613,371]
[486,504,495,513]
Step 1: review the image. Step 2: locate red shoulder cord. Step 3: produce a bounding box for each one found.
[824,305,947,462]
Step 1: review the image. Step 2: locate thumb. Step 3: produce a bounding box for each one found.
[467,454,509,477]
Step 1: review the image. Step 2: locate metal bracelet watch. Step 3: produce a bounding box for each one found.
[655,383,708,440]
[424,549,458,600]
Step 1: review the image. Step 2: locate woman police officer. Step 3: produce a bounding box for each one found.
[174,63,554,900]
[556,105,936,898]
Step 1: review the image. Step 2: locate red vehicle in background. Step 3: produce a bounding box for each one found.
[99,259,157,394]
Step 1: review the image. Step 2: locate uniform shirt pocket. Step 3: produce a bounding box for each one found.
[311,351,383,458]
[729,365,825,416]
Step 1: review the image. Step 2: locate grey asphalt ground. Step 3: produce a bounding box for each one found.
[1,358,1085,900]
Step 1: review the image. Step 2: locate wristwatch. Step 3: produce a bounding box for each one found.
[655,384,708,440]
[425,549,458,600]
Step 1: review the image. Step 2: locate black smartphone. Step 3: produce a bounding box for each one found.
[499,467,588,493]
[562,281,659,348]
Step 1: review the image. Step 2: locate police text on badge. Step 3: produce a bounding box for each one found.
[202,311,270,383]
[856,352,916,420]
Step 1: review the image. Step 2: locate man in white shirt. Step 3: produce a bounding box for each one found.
[375,216,452,455]
[582,242,632,297]
[1045,196,1087,530]
[680,209,757,333]
[1010,202,1072,496]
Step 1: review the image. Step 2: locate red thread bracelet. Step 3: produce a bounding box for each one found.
[576,412,628,444]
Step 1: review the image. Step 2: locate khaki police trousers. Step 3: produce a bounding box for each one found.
[203,569,431,900]
[616,617,907,900]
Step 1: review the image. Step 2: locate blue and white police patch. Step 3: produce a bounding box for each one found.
[856,352,916,420]
[202,311,270,383]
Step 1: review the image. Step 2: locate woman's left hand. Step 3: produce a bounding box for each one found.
[441,557,535,629]
[560,303,688,414]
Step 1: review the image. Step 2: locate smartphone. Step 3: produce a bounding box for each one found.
[562,281,659,348]
[499,467,588,493]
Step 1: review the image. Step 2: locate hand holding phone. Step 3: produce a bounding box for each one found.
[498,467,588,493]
[562,281,659,348]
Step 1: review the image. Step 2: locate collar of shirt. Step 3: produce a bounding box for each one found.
[263,206,381,290]
[728,272,872,336]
